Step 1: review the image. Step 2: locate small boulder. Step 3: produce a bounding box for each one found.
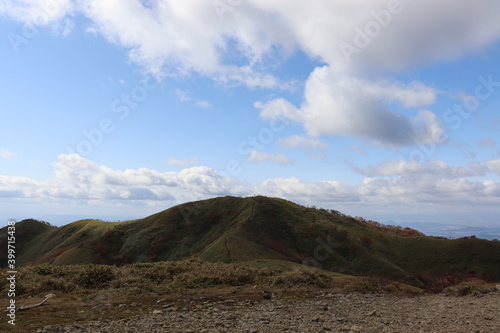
[262,291,273,299]
[478,288,493,294]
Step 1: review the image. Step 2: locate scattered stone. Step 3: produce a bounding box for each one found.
[479,288,493,294]
[262,291,273,299]
[22,292,500,332]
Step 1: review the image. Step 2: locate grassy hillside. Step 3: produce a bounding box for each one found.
[1,196,499,288]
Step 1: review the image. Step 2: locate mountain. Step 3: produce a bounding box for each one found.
[403,222,500,240]
[1,196,499,287]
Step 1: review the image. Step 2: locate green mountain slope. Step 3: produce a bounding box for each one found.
[1,196,499,287]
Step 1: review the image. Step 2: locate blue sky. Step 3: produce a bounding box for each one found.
[1,1,500,233]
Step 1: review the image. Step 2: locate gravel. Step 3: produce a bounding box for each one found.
[30,291,499,333]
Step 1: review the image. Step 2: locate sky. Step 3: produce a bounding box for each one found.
[1,0,500,233]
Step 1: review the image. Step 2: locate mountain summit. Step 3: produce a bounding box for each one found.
[2,196,499,287]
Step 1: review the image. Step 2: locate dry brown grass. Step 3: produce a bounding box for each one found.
[0,259,358,300]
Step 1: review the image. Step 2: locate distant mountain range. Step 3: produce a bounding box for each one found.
[1,196,499,288]
[398,222,500,241]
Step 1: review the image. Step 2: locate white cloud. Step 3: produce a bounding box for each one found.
[256,98,301,123]
[2,1,500,220]
[410,110,445,146]
[247,149,293,165]
[351,160,485,178]
[2,1,498,147]
[485,159,500,174]
[77,0,288,87]
[175,89,213,109]
[279,135,328,149]
[174,89,191,103]
[1,155,500,219]
[193,100,213,109]
[257,66,443,146]
[2,1,500,83]
[0,148,17,160]
[167,157,199,167]
[248,0,500,74]
[0,0,74,26]
[256,177,357,203]
[256,173,500,209]
[0,154,248,204]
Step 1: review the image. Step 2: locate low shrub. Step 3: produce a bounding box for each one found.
[73,265,115,289]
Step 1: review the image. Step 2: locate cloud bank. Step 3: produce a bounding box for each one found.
[2,155,500,214]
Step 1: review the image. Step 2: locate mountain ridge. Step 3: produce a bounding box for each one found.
[1,196,499,288]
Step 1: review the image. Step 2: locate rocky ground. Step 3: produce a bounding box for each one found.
[24,288,500,333]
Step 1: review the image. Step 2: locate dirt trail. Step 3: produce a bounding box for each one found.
[22,290,499,333]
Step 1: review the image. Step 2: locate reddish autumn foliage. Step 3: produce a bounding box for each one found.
[360,235,373,247]
[338,229,349,240]
[37,245,74,263]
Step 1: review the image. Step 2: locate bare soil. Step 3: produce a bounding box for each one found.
[2,287,499,332]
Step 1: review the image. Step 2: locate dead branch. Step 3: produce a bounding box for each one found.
[17,294,55,311]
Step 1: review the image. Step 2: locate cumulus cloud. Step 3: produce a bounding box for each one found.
[258,66,443,146]
[2,1,500,217]
[256,98,301,123]
[1,1,499,81]
[77,0,288,87]
[255,173,500,209]
[247,149,293,165]
[2,1,499,147]
[256,177,357,203]
[1,155,500,215]
[268,157,497,207]
[250,0,500,74]
[0,154,249,204]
